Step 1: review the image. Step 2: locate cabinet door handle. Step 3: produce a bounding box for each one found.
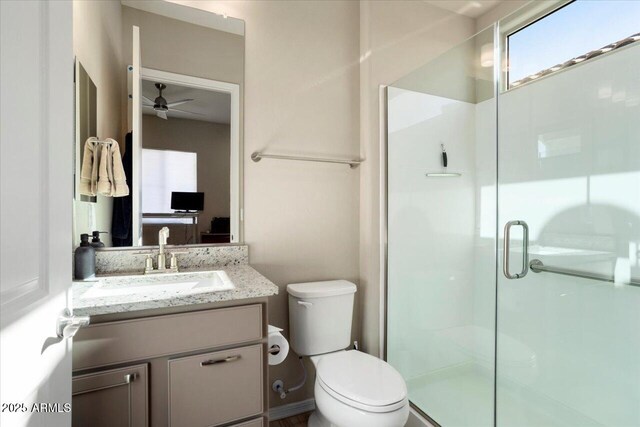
[200,355,241,366]
[72,372,138,396]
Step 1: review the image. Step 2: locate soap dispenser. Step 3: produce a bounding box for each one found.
[75,234,96,280]
[90,231,107,248]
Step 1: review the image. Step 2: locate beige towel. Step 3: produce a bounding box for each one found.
[97,143,111,195]
[79,137,99,196]
[109,139,129,197]
[80,137,129,197]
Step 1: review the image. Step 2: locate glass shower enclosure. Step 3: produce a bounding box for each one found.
[385,3,640,426]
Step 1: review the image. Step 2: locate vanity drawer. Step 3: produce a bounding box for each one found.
[74,305,263,370]
[168,344,263,427]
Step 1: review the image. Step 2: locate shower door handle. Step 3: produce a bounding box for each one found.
[503,220,529,279]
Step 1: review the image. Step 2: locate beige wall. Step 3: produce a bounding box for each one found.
[141,115,230,245]
[73,0,124,247]
[241,0,361,404]
[122,6,244,85]
[476,0,529,32]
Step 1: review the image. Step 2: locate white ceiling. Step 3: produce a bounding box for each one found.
[424,0,501,18]
[142,79,231,124]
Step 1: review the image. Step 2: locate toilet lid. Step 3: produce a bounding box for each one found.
[316,351,407,412]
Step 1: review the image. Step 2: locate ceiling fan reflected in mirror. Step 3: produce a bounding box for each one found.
[142,83,204,120]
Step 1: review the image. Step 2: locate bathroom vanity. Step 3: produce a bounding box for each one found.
[71,246,278,427]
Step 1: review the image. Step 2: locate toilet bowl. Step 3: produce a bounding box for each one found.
[308,350,409,427]
[286,280,409,427]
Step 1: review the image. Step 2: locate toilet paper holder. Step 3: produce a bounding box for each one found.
[268,345,282,355]
[267,325,289,366]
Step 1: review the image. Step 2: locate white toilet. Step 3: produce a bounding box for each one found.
[287,280,409,427]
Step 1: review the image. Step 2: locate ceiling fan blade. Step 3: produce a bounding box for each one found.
[142,95,155,106]
[171,108,205,116]
[166,99,194,108]
[156,110,168,120]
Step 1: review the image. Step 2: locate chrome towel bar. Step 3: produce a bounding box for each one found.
[530,259,640,287]
[251,152,363,168]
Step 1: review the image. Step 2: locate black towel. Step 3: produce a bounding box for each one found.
[111,132,133,246]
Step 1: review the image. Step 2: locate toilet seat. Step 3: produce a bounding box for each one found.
[315,350,407,413]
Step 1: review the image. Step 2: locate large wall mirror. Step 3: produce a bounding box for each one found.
[73,0,244,248]
[74,62,98,204]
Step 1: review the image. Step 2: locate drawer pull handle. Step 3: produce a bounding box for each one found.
[124,373,137,383]
[72,372,138,396]
[200,355,241,366]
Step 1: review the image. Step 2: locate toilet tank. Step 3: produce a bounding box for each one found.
[287,280,357,356]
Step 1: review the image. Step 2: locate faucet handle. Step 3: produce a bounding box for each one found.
[144,254,154,273]
[169,251,189,270]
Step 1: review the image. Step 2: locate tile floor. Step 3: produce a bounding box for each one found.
[269,411,312,427]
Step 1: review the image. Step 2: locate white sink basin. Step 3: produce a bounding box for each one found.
[81,270,235,299]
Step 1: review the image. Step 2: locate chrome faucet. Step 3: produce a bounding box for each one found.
[157,226,170,271]
[143,227,187,274]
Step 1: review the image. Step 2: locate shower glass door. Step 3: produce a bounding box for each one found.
[387,3,639,426]
[386,26,498,427]
[496,13,640,427]
[386,5,640,427]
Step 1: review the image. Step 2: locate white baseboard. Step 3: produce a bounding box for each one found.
[269,398,316,421]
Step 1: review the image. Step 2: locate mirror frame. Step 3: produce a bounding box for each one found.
[73,59,98,204]
[132,67,242,245]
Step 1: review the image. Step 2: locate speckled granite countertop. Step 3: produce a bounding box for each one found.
[72,265,278,317]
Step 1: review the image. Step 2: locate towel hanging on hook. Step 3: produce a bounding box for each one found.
[79,137,130,197]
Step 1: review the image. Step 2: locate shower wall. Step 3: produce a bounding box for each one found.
[387,87,477,375]
[387,87,497,426]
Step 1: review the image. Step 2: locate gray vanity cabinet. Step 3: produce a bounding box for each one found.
[72,364,148,427]
[73,302,269,427]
